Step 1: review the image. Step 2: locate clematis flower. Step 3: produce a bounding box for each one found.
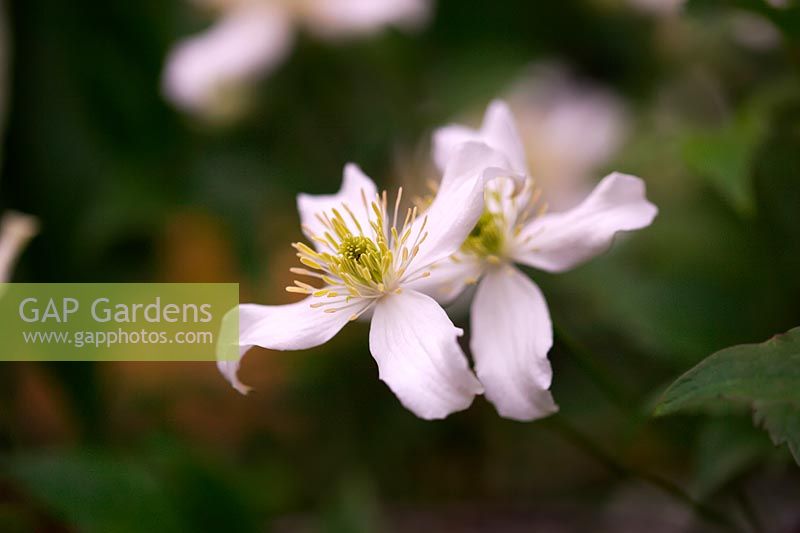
[0,212,37,283]
[413,101,658,421]
[219,141,514,420]
[163,0,431,118]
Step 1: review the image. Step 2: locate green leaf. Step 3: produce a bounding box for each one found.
[754,402,800,464]
[655,327,800,465]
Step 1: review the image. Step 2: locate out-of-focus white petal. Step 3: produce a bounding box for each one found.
[507,64,628,210]
[297,163,379,249]
[0,212,37,282]
[404,254,484,305]
[407,142,511,273]
[218,298,362,393]
[162,3,293,114]
[729,11,780,51]
[513,172,657,273]
[431,124,481,173]
[627,0,685,16]
[433,100,528,176]
[471,265,557,421]
[303,0,431,39]
[369,289,482,419]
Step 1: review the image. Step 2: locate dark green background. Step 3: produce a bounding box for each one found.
[1,0,799,531]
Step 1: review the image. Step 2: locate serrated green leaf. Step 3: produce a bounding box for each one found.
[655,327,800,465]
[754,402,800,464]
[656,328,800,414]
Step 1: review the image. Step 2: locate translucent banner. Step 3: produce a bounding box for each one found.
[0,284,239,361]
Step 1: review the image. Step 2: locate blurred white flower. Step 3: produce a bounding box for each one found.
[503,64,628,210]
[0,7,37,282]
[628,0,783,52]
[163,0,431,118]
[628,0,789,17]
[413,101,657,421]
[627,0,685,16]
[0,211,37,282]
[219,141,514,420]
[728,10,781,51]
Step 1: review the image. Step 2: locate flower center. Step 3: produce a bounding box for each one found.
[285,188,431,319]
[461,210,505,258]
[338,235,375,261]
[335,235,384,284]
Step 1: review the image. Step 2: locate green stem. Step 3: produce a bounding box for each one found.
[543,415,744,533]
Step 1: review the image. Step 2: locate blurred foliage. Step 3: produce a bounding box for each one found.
[0,0,799,531]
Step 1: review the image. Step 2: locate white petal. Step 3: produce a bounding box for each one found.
[162,3,293,114]
[431,124,481,174]
[297,163,379,250]
[407,141,511,273]
[216,306,252,395]
[369,290,482,419]
[217,298,361,393]
[0,212,37,282]
[433,100,528,176]
[404,254,484,305]
[302,0,431,38]
[471,265,558,421]
[513,172,658,273]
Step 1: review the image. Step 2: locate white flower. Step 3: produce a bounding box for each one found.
[163,0,431,117]
[0,211,37,282]
[219,141,514,420]
[413,101,658,421]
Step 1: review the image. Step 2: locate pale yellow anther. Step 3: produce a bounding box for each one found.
[300,257,322,269]
[286,286,309,294]
[294,280,316,291]
[342,203,363,234]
